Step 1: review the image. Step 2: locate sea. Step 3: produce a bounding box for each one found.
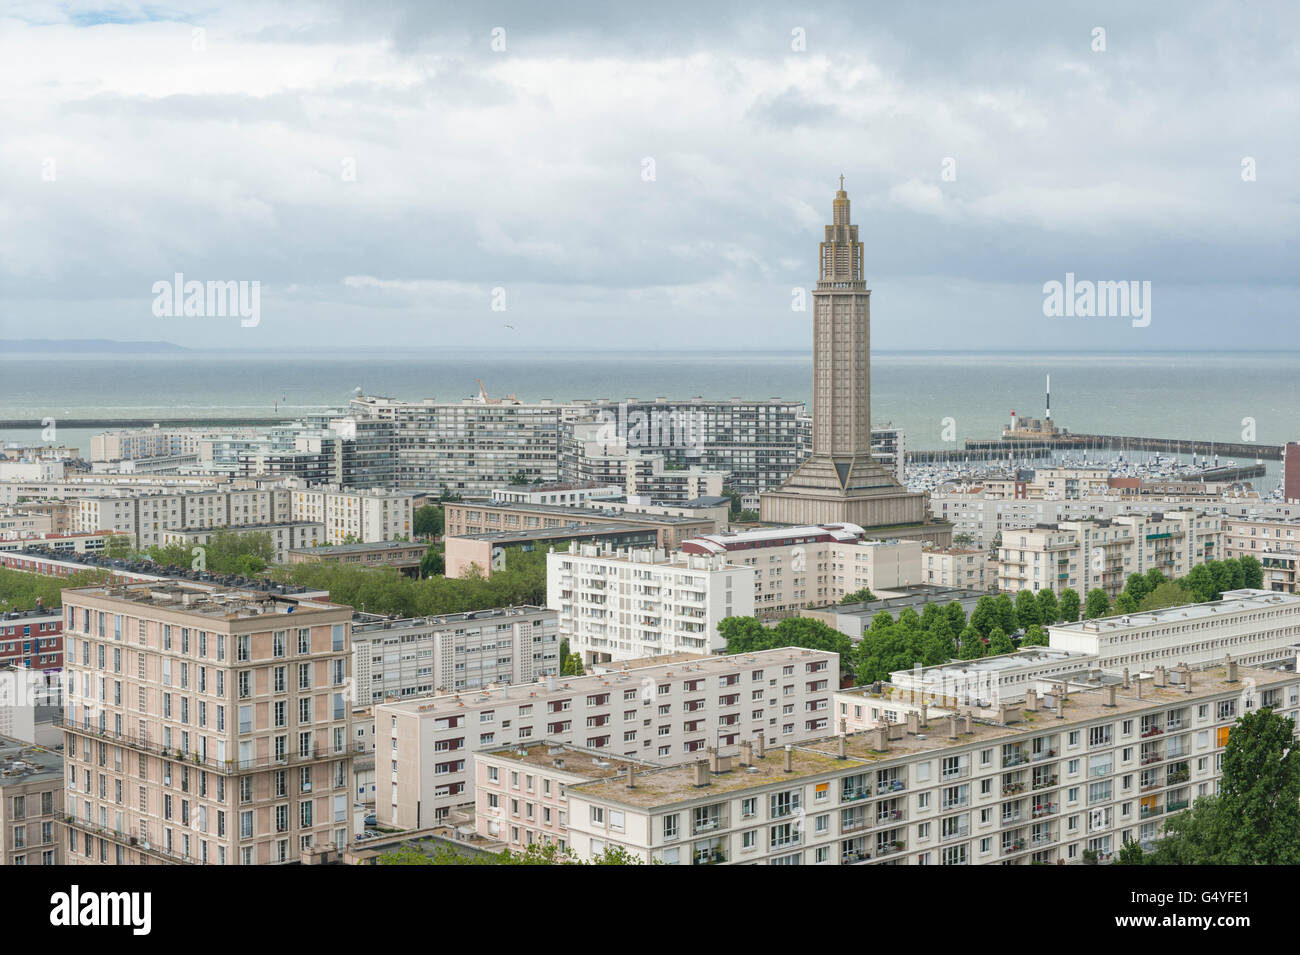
[2,349,1297,490]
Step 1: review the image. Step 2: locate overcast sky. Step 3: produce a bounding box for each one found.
[1,1,1297,351]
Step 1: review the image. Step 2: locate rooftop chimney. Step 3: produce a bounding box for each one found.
[1122,667,1131,689]
[755,734,766,759]
[783,745,793,773]
[906,711,920,735]
[706,746,719,773]
[692,760,709,787]
[963,714,973,734]
[1104,684,1117,708]
[739,740,754,767]
[920,702,929,727]
[838,734,847,760]
[1226,654,1239,683]
[626,765,636,789]
[873,725,888,752]
[1025,689,1039,712]
[1154,665,1167,688]
[1181,664,1193,694]
[947,715,958,740]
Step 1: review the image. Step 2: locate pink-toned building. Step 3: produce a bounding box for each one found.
[473,742,655,854]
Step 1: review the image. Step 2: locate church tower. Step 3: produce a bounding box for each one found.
[760,180,950,545]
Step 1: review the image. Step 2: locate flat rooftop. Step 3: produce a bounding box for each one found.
[571,664,1295,808]
[448,524,657,544]
[64,581,346,619]
[0,736,62,787]
[1050,589,1300,635]
[824,586,986,618]
[380,647,837,716]
[464,501,711,525]
[890,647,1092,684]
[352,605,550,632]
[289,541,424,556]
[479,742,656,780]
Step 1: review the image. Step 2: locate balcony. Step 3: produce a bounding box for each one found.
[1031,802,1057,818]
[1001,840,1026,856]
[1031,775,1058,792]
[876,840,906,856]
[1030,748,1058,763]
[1002,752,1028,768]
[62,814,199,865]
[1140,805,1165,819]
[876,808,905,824]
[1140,726,1164,738]
[56,718,340,772]
[1166,769,1190,785]
[1001,781,1026,796]
[1166,798,1190,812]
[841,786,872,803]
[841,849,872,865]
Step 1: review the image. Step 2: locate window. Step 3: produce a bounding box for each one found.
[663,814,678,840]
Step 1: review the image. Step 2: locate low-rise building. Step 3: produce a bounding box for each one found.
[443,524,659,579]
[0,736,63,865]
[288,540,427,576]
[1048,588,1300,671]
[162,521,325,564]
[445,500,716,552]
[922,547,987,590]
[473,742,656,853]
[0,607,64,671]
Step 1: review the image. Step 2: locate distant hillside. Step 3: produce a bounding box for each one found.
[1,339,189,353]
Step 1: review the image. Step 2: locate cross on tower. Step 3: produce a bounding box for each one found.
[838,173,845,190]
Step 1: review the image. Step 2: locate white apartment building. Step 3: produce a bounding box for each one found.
[1048,588,1300,671]
[374,647,838,828]
[351,606,560,704]
[997,511,1222,598]
[563,663,1300,865]
[681,524,923,619]
[547,544,755,664]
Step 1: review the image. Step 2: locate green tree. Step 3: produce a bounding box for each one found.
[994,593,1017,634]
[1035,587,1060,625]
[1084,588,1110,619]
[1020,624,1048,647]
[1060,589,1081,623]
[1139,581,1194,612]
[1123,572,1152,604]
[987,626,1014,655]
[1183,563,1217,602]
[1239,555,1264,589]
[1113,592,1138,614]
[1014,589,1040,629]
[419,545,445,578]
[413,505,444,539]
[103,534,134,559]
[840,587,876,605]
[1119,707,1300,865]
[958,625,985,660]
[1144,568,1167,591]
[969,596,998,637]
[943,600,967,635]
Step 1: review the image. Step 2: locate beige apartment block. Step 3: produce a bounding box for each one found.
[1222,514,1300,592]
[0,736,63,865]
[923,547,986,590]
[375,647,839,830]
[563,663,1299,865]
[997,511,1222,598]
[59,582,354,865]
[445,500,715,552]
[473,742,656,853]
